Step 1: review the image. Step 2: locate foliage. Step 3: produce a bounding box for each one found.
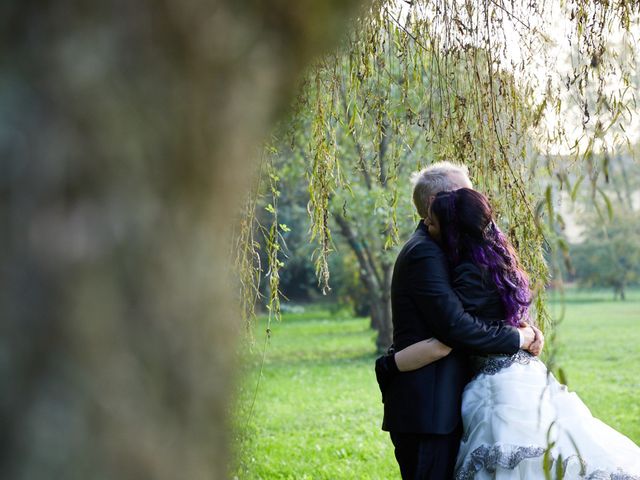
[237,1,640,345]
[570,207,640,299]
[234,289,640,478]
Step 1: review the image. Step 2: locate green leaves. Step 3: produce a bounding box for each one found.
[237,0,640,351]
[596,187,613,221]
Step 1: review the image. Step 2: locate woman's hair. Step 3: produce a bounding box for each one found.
[430,188,531,326]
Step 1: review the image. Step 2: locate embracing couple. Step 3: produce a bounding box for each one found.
[375,162,640,479]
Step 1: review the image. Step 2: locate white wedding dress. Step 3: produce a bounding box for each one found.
[454,350,640,479]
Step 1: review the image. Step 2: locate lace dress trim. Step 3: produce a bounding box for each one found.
[470,350,537,378]
[455,444,640,480]
[455,444,545,480]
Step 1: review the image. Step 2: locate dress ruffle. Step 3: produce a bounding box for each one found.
[454,352,640,479]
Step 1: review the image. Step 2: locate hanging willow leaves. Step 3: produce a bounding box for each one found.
[236,0,640,348]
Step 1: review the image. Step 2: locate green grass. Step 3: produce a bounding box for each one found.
[548,287,640,443]
[233,288,640,479]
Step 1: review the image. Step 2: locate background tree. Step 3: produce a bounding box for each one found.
[570,206,640,300]
[542,150,640,292]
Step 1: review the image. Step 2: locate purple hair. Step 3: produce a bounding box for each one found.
[431,188,531,327]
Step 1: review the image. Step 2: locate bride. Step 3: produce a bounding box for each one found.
[387,188,640,479]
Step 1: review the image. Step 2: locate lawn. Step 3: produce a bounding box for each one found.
[233,288,640,479]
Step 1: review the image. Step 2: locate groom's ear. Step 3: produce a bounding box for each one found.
[428,195,435,209]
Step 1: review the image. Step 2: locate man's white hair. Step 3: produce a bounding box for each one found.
[411,161,472,218]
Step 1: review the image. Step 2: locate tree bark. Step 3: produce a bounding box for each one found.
[0,1,364,478]
[376,262,394,352]
[367,294,393,353]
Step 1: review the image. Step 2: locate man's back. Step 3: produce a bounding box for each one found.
[382,224,470,434]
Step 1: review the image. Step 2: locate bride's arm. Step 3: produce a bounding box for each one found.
[394,337,452,372]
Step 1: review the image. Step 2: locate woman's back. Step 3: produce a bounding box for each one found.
[452,261,504,321]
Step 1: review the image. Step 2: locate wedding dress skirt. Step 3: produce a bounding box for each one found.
[455,351,640,479]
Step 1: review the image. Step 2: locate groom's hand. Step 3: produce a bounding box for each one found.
[528,325,544,356]
[517,324,535,349]
[518,322,544,356]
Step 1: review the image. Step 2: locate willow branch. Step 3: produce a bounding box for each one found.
[378,115,390,187]
[340,82,373,189]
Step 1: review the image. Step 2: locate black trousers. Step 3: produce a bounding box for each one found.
[389,427,461,480]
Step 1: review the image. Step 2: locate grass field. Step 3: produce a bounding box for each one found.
[233,288,640,479]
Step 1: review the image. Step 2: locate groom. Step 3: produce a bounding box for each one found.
[375,162,543,479]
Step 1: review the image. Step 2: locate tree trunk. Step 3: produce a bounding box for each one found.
[0,1,363,478]
[369,299,384,343]
[371,295,393,353]
[614,282,626,301]
[370,263,394,353]
[375,263,394,353]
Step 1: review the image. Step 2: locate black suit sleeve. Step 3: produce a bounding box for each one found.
[406,242,520,354]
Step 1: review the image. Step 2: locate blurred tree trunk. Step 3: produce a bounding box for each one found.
[0,0,363,479]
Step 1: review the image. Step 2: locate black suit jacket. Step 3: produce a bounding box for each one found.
[381,221,520,434]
